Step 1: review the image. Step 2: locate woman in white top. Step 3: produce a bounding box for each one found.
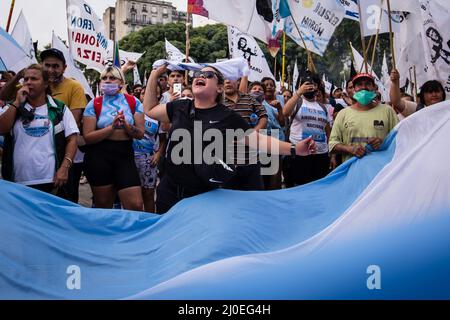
[0,64,78,195]
[283,74,332,186]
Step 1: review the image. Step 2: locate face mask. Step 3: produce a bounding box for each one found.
[250,92,264,103]
[303,91,317,100]
[102,83,121,96]
[353,90,377,106]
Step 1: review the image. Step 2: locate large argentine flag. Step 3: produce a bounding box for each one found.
[1,102,450,299]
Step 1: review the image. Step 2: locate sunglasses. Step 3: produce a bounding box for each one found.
[193,70,219,80]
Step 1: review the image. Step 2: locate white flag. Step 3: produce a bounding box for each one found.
[66,0,109,71]
[393,11,425,88]
[359,0,404,37]
[381,51,390,88]
[190,0,282,44]
[11,11,37,65]
[133,65,142,85]
[323,74,333,95]
[105,40,144,66]
[285,0,346,56]
[52,33,94,98]
[165,39,194,63]
[0,27,30,72]
[418,0,450,99]
[227,26,274,82]
[293,59,299,90]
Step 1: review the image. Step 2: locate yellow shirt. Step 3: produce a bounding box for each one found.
[50,78,87,110]
[329,104,399,162]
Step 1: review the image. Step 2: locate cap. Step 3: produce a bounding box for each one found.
[352,73,375,85]
[40,48,66,65]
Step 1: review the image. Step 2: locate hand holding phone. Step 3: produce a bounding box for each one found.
[173,83,182,96]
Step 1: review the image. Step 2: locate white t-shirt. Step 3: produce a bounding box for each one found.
[160,91,171,104]
[12,101,79,186]
[289,99,332,154]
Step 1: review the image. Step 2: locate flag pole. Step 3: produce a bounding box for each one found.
[273,56,277,80]
[281,32,286,89]
[357,0,369,73]
[386,0,396,69]
[413,65,418,102]
[6,0,16,32]
[185,13,191,86]
[290,15,316,73]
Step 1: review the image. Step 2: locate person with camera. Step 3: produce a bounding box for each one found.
[82,65,145,211]
[283,74,333,186]
[0,64,78,194]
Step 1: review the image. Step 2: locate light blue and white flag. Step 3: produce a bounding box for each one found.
[152,57,250,81]
[285,0,346,56]
[1,101,450,299]
[0,27,31,72]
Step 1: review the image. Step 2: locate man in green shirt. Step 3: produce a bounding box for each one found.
[329,73,398,163]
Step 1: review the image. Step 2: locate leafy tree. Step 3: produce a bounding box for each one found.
[117,20,393,87]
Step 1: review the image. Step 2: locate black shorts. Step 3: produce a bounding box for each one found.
[84,140,141,191]
[156,175,210,214]
[290,153,330,186]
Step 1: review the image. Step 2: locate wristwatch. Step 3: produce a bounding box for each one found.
[290,143,296,157]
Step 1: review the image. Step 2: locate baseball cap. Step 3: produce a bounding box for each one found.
[40,48,66,65]
[352,73,375,86]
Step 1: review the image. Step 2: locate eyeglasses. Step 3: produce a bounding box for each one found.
[193,70,218,80]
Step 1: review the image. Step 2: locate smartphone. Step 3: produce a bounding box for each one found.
[173,83,182,95]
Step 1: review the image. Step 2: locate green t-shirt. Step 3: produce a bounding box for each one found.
[329,104,398,162]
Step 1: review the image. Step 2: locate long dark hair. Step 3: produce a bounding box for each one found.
[418,80,445,106]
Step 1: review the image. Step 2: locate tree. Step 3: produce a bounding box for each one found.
[119,21,393,87]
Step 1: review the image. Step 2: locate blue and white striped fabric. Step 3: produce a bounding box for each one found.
[1,101,449,299]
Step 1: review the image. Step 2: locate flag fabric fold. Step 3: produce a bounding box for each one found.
[1,101,450,299]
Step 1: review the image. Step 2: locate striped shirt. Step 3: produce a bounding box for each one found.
[223,92,267,165]
[223,92,267,127]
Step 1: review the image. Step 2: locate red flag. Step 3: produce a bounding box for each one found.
[187,0,209,17]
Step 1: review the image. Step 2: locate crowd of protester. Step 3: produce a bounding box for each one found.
[0,48,447,213]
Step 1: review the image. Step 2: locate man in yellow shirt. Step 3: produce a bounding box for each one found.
[329,73,398,163]
[41,48,88,203]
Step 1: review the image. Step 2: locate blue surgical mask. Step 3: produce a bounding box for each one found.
[353,90,376,106]
[102,83,121,96]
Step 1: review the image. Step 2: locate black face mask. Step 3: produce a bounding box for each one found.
[303,91,317,100]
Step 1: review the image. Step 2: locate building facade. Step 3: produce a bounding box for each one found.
[104,0,189,41]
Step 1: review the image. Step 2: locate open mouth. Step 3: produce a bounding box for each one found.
[194,79,206,87]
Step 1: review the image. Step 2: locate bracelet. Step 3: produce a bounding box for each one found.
[64,156,73,167]
[62,164,71,169]
[9,103,18,109]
